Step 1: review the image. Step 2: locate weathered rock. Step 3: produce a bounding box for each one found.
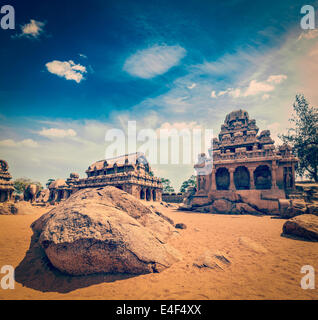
[211,199,234,214]
[282,200,308,218]
[193,206,211,213]
[282,214,318,241]
[235,203,262,215]
[32,186,181,275]
[209,191,241,203]
[307,204,318,216]
[178,203,193,211]
[175,223,187,230]
[193,251,231,270]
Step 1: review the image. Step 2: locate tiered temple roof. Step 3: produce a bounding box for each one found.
[0,160,14,202]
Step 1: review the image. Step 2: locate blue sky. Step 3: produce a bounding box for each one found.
[1,0,318,190]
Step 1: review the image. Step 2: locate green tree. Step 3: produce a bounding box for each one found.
[280,94,318,182]
[180,175,197,193]
[160,178,175,193]
[13,178,43,194]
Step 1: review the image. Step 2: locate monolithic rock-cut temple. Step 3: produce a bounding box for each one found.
[192,110,298,213]
[0,160,14,202]
[48,152,163,202]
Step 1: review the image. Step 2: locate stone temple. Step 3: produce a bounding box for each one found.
[48,152,163,202]
[0,160,14,202]
[192,110,298,214]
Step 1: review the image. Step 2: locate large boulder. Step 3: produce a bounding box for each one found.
[283,214,318,241]
[32,186,181,275]
[211,199,234,214]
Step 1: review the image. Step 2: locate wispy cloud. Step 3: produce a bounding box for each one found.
[0,139,38,148]
[123,45,186,79]
[45,60,87,83]
[38,128,77,138]
[211,74,287,98]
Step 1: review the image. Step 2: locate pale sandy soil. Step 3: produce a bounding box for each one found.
[0,206,318,300]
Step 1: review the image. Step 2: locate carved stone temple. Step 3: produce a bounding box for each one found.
[192,110,298,214]
[0,160,14,202]
[47,152,163,203]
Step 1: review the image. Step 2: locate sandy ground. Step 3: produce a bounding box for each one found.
[0,205,318,300]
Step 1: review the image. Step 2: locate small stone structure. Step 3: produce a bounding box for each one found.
[0,160,14,202]
[190,110,298,214]
[48,174,79,203]
[47,152,162,203]
[162,193,184,203]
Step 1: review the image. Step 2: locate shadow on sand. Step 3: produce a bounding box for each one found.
[15,229,137,294]
[280,232,317,242]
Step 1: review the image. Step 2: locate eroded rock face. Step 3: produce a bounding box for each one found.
[212,199,234,214]
[183,192,265,215]
[282,214,318,241]
[32,186,181,275]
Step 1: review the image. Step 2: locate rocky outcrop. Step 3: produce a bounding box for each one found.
[32,186,181,275]
[182,191,265,215]
[282,214,318,241]
[279,199,318,218]
[211,199,234,214]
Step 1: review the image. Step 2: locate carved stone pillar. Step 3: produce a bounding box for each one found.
[291,165,296,189]
[272,161,278,189]
[229,168,235,190]
[248,167,256,189]
[211,168,217,191]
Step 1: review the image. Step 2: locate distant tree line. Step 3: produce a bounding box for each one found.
[13,178,43,194]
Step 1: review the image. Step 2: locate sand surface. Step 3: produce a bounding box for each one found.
[0,206,318,300]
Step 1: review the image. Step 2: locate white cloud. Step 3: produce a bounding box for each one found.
[243,79,275,96]
[210,90,217,98]
[213,74,287,98]
[123,45,186,79]
[187,83,196,89]
[0,139,38,148]
[228,88,241,98]
[19,19,45,39]
[218,90,228,96]
[38,128,77,138]
[45,60,87,83]
[267,74,287,84]
[262,94,270,100]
